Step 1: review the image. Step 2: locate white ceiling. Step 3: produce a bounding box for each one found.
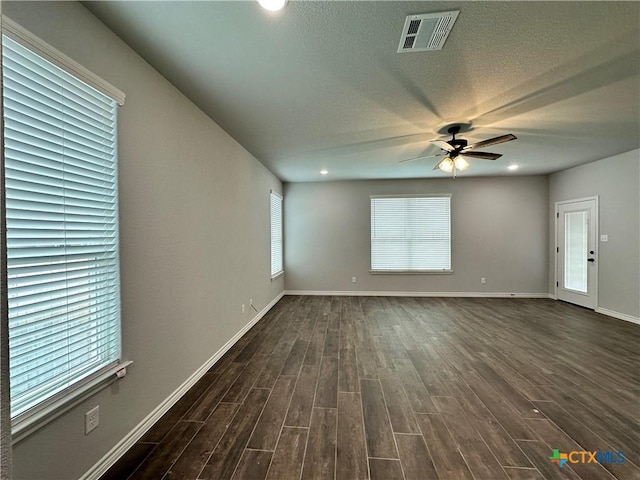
[84,1,640,182]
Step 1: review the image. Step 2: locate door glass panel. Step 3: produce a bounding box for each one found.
[564,211,588,292]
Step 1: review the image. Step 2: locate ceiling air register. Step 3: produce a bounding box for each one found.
[398,11,459,52]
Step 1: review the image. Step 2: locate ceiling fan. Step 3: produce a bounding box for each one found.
[401,125,517,176]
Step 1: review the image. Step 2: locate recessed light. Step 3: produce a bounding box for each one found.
[258,0,287,12]
[320,170,328,175]
[508,164,519,171]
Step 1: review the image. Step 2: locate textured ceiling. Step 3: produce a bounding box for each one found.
[84,1,640,182]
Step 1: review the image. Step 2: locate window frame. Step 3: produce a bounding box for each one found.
[1,19,128,440]
[369,193,453,274]
[270,190,284,279]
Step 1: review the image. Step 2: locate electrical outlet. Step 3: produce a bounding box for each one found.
[241,304,245,313]
[352,276,357,283]
[85,406,99,435]
[481,277,486,284]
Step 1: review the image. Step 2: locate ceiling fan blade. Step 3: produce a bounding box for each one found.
[399,153,444,163]
[430,140,455,152]
[464,134,517,150]
[461,151,502,160]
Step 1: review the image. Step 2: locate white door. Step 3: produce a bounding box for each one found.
[556,198,598,309]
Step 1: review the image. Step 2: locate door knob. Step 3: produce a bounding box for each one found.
[587,258,595,262]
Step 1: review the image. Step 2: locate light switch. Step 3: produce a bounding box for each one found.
[600,234,608,242]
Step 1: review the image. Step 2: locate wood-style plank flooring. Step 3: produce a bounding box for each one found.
[102,296,640,480]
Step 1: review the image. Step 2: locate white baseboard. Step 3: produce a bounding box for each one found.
[284,290,549,298]
[595,307,640,325]
[81,291,285,480]
[548,293,558,300]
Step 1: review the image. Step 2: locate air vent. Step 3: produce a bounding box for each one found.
[397,11,459,53]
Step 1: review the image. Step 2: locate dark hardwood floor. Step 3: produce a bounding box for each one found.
[101,296,640,480]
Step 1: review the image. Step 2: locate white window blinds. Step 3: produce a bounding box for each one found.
[270,191,283,277]
[3,35,121,418]
[370,195,451,272]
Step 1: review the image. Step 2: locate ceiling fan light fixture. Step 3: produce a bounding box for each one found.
[258,0,287,12]
[404,125,517,176]
[438,157,454,173]
[508,164,519,171]
[454,156,469,171]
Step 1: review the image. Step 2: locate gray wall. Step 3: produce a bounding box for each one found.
[549,149,640,318]
[4,2,284,479]
[284,176,549,295]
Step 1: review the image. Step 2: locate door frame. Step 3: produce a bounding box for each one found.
[554,196,599,309]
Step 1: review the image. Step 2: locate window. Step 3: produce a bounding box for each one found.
[270,191,283,278]
[370,195,451,272]
[3,34,122,421]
